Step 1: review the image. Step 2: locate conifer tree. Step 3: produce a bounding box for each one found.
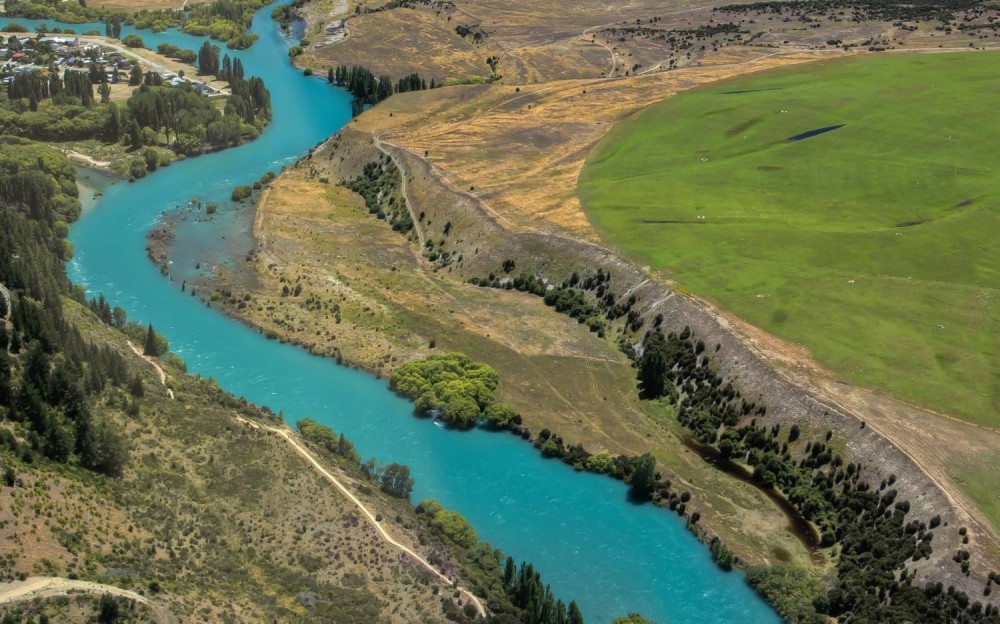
[143,323,157,356]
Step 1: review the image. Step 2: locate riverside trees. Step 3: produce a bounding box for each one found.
[332,64,429,114]
[1,47,272,165]
[499,556,587,624]
[634,325,1000,622]
[389,353,521,430]
[0,140,129,478]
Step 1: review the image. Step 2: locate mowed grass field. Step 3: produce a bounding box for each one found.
[579,52,999,425]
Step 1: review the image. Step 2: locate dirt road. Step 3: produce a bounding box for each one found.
[0,577,177,623]
[235,415,488,618]
[127,340,174,399]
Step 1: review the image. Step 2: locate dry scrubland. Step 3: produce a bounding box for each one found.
[197,0,1000,600]
[209,136,820,571]
[0,300,476,623]
[169,0,1000,612]
[294,0,1000,87]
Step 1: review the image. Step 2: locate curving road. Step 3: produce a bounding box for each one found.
[0,577,177,623]
[235,415,488,618]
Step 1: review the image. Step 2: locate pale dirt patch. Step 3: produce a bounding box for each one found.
[89,0,212,10]
[303,6,490,84]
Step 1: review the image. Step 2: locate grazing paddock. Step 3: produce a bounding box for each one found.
[579,51,999,426]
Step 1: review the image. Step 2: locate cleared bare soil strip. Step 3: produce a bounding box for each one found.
[0,577,173,623]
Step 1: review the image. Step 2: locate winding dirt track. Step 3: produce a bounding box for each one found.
[235,415,488,618]
[0,577,177,623]
[126,340,174,399]
[128,338,485,616]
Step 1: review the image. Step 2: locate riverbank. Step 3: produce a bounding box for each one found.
[194,132,823,574]
[52,5,788,621]
[76,165,122,214]
[331,57,1000,596]
[0,298,483,623]
[0,28,266,178]
[193,59,1000,615]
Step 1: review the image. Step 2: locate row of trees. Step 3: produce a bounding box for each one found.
[501,558,585,624]
[467,260,1000,621]
[329,64,432,114]
[633,325,999,621]
[7,67,96,110]
[342,157,413,233]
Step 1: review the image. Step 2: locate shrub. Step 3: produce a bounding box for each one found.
[231,184,252,202]
[122,34,145,48]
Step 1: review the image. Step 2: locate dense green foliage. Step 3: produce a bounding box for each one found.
[343,156,413,233]
[124,78,269,159]
[579,52,1000,426]
[5,0,265,49]
[296,417,360,463]
[0,139,130,477]
[231,184,253,201]
[157,43,198,64]
[611,615,655,624]
[745,565,827,624]
[0,39,270,170]
[390,353,523,430]
[500,556,586,624]
[418,499,479,548]
[634,327,1000,622]
[121,33,145,48]
[332,64,429,115]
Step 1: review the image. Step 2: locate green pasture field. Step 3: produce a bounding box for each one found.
[579,52,999,425]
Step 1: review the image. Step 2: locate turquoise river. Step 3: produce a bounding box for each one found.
[7,5,780,622]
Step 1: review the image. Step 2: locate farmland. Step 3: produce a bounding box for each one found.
[579,51,1000,426]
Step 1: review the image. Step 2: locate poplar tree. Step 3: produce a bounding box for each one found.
[143,323,157,356]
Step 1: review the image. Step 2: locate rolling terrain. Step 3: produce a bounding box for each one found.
[190,0,1000,617]
[579,51,999,427]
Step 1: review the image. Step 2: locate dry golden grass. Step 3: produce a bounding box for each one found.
[89,0,212,10]
[353,50,840,240]
[208,151,819,569]
[303,7,490,83]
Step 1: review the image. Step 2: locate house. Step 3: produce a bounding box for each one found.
[39,36,78,46]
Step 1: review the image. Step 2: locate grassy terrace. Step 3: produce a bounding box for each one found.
[580,51,999,426]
